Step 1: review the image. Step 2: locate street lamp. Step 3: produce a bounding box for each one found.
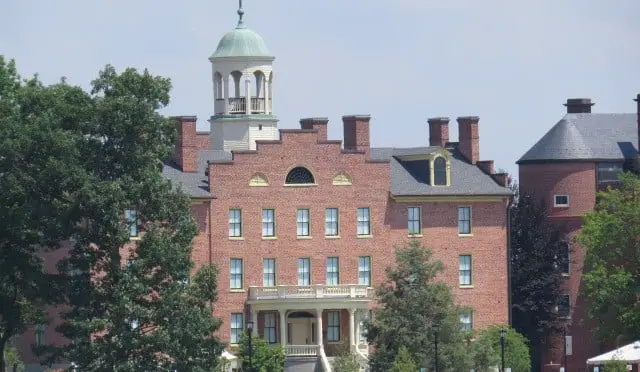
[246,321,254,372]
[434,324,440,372]
[500,328,507,372]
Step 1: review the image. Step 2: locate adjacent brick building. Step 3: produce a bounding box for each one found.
[517,96,640,372]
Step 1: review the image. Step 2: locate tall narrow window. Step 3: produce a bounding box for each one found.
[327,311,341,342]
[297,209,310,237]
[298,258,311,286]
[558,242,570,275]
[326,257,339,285]
[229,209,242,237]
[459,255,472,286]
[262,209,275,237]
[124,209,138,237]
[230,313,243,344]
[264,312,277,344]
[407,207,421,235]
[263,258,276,287]
[35,324,45,346]
[358,256,371,286]
[230,258,243,289]
[460,310,473,332]
[458,207,471,234]
[357,208,371,236]
[558,295,571,318]
[325,208,339,236]
[434,157,447,185]
[359,310,372,342]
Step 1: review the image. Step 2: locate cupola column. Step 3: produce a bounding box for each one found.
[224,74,230,115]
[245,77,252,114]
[264,77,270,114]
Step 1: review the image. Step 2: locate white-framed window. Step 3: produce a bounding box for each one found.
[460,310,473,332]
[326,257,339,285]
[359,310,372,342]
[325,208,339,236]
[327,311,340,342]
[124,209,138,237]
[230,258,243,289]
[35,323,45,346]
[262,209,275,237]
[298,258,311,286]
[297,209,310,236]
[459,255,472,286]
[263,258,276,287]
[229,209,242,237]
[264,312,277,344]
[358,256,371,286]
[434,157,447,185]
[230,313,243,344]
[557,294,571,318]
[357,208,371,236]
[554,195,569,207]
[408,207,421,235]
[458,207,471,234]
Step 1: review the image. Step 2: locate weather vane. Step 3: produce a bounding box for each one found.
[237,0,245,28]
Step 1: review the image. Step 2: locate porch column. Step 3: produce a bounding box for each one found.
[354,310,360,345]
[316,308,323,347]
[349,308,356,348]
[245,78,252,114]
[251,310,258,337]
[279,309,287,346]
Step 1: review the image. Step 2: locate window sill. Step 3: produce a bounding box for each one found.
[356,235,373,239]
[229,289,246,293]
[458,233,473,238]
[229,237,245,241]
[408,234,423,238]
[561,273,570,277]
[297,236,312,240]
[327,341,343,345]
[325,235,341,239]
[459,285,474,289]
[553,205,570,209]
[129,236,142,241]
[262,236,278,240]
[283,184,318,188]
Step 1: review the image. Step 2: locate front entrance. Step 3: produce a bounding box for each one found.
[286,311,316,345]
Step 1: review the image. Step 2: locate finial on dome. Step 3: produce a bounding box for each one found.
[236,0,246,29]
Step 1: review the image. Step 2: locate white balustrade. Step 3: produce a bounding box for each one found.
[284,344,319,356]
[249,284,373,301]
[214,97,271,115]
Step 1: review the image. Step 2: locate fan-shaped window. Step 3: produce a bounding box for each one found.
[286,167,315,184]
[332,172,352,186]
[434,157,447,186]
[249,173,269,187]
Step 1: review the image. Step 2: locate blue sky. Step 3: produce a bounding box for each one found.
[1,1,639,177]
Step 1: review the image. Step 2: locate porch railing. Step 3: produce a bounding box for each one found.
[284,344,319,357]
[214,97,271,114]
[249,284,373,301]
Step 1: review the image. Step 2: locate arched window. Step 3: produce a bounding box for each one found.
[286,167,315,184]
[434,157,447,186]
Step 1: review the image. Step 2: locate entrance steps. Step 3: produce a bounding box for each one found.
[284,356,320,372]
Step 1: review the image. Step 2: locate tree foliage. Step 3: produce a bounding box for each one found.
[510,193,566,370]
[0,55,88,372]
[365,240,473,372]
[602,359,629,372]
[3,345,25,372]
[471,326,531,372]
[390,347,417,372]
[237,335,285,372]
[579,172,640,343]
[331,351,360,372]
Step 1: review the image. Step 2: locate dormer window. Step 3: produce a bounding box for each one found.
[434,157,447,186]
[286,167,315,185]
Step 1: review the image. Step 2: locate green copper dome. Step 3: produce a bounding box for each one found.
[211,27,272,59]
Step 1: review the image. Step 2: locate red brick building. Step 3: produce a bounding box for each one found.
[517,95,640,372]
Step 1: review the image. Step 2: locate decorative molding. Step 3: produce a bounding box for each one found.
[391,195,507,202]
[249,172,269,187]
[332,172,353,186]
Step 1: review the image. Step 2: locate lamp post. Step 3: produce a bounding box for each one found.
[500,328,507,372]
[246,321,254,372]
[434,324,440,372]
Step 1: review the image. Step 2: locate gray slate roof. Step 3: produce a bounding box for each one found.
[517,113,638,164]
[162,150,231,198]
[371,147,511,196]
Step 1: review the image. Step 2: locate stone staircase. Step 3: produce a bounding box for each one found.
[284,356,320,372]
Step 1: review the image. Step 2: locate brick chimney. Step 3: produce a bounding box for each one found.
[457,116,480,164]
[343,115,371,156]
[300,117,329,141]
[564,98,594,114]
[476,160,495,175]
[428,117,450,147]
[172,116,198,173]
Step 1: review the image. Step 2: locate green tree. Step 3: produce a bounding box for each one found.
[0,55,89,372]
[37,65,225,371]
[472,326,530,372]
[390,347,417,372]
[510,193,566,370]
[331,352,360,372]
[237,335,285,372]
[602,359,629,372]
[579,172,640,342]
[3,345,25,372]
[365,240,473,372]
